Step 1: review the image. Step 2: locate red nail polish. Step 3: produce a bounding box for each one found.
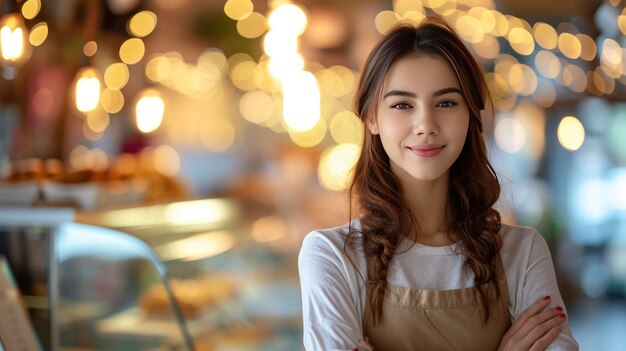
[560,313,567,319]
[544,295,551,301]
[556,306,563,312]
[354,348,359,351]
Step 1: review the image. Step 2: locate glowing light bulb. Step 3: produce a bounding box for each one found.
[135,88,165,133]
[0,13,31,67]
[73,67,103,113]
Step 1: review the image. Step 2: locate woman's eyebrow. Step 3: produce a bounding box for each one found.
[432,87,462,97]
[382,87,462,99]
[383,90,416,99]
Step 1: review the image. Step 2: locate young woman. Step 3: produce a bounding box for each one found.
[299,17,578,351]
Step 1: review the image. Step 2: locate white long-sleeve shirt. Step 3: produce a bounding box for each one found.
[298,222,579,350]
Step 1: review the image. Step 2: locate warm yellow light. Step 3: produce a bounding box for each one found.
[401,11,425,24]
[119,38,145,64]
[253,59,281,93]
[471,33,499,59]
[557,116,585,151]
[593,67,615,94]
[263,30,298,57]
[535,50,560,79]
[135,88,165,133]
[601,38,622,69]
[455,15,484,43]
[129,11,157,37]
[224,0,254,21]
[262,95,283,129]
[21,0,41,19]
[558,33,582,59]
[98,198,235,228]
[145,55,168,82]
[198,48,228,75]
[239,90,274,124]
[507,27,534,55]
[83,41,97,56]
[86,109,110,133]
[74,67,102,113]
[230,60,257,91]
[513,101,545,160]
[576,33,597,61]
[267,3,307,36]
[267,53,304,80]
[282,70,320,132]
[394,0,424,16]
[423,0,447,9]
[288,117,326,148]
[154,145,180,176]
[104,62,129,90]
[375,11,400,35]
[330,111,364,145]
[431,0,456,16]
[156,231,235,261]
[495,118,526,153]
[533,22,557,50]
[318,143,360,191]
[619,15,626,35]
[237,12,266,38]
[100,88,125,114]
[468,7,495,33]
[29,22,47,46]
[251,215,287,243]
[0,14,30,64]
[490,11,509,37]
[317,65,356,97]
[508,63,537,96]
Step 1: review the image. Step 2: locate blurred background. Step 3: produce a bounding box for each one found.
[0,0,625,350]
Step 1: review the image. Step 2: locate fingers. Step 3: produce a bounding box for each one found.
[516,305,565,340]
[499,296,568,351]
[529,324,562,351]
[523,311,567,351]
[507,295,552,336]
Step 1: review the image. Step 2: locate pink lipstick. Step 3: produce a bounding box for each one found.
[408,144,445,157]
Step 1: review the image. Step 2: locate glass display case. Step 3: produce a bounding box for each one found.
[0,198,303,351]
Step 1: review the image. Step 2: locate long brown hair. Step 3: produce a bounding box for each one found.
[348,16,502,324]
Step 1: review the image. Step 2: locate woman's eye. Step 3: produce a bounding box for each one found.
[391,103,412,109]
[436,100,457,108]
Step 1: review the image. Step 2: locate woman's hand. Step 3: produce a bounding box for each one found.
[498,296,567,351]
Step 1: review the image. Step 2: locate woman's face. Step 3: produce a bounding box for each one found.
[370,54,470,185]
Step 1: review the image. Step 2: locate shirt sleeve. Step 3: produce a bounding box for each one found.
[511,229,579,350]
[298,231,373,351]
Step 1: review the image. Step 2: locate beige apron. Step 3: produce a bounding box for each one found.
[363,254,511,351]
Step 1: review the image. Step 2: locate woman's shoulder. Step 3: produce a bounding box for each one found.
[300,220,363,257]
[299,221,367,279]
[499,223,542,240]
[499,223,550,258]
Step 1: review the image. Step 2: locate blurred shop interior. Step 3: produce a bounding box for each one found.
[0,0,626,350]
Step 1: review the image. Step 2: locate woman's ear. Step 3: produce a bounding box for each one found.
[367,121,379,135]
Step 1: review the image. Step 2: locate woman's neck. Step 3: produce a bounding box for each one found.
[399,173,452,246]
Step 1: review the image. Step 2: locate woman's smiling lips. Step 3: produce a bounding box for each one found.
[408,144,446,157]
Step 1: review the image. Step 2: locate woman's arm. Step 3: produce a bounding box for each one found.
[508,229,579,350]
[499,295,567,350]
[298,231,372,351]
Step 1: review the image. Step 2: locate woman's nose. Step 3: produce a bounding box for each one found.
[413,108,439,136]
